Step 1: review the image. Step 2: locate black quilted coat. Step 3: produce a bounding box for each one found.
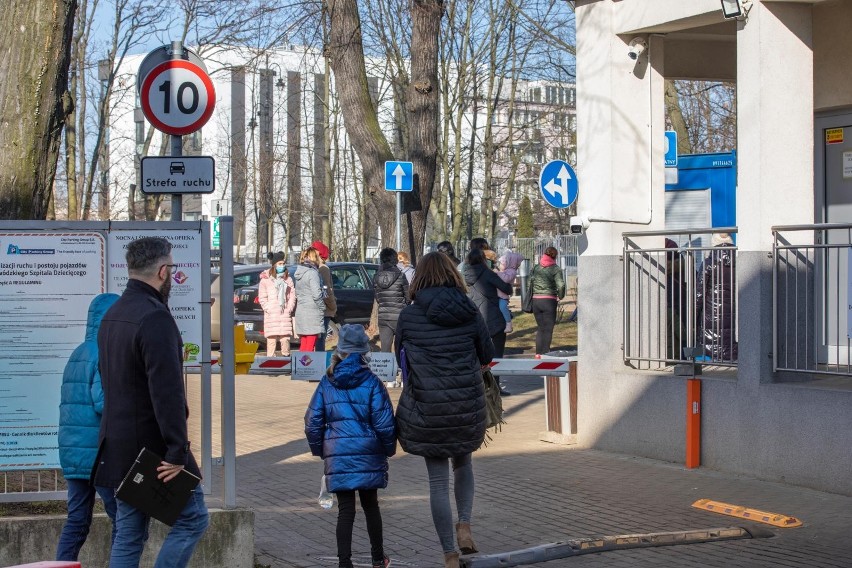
[394,286,495,458]
[374,263,409,329]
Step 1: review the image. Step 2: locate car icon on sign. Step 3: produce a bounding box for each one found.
[170,161,186,175]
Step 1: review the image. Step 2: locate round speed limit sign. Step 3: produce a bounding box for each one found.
[139,59,216,136]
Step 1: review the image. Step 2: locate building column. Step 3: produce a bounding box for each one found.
[735,3,813,383]
[576,0,667,373]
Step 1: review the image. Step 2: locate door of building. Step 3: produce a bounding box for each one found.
[815,112,852,366]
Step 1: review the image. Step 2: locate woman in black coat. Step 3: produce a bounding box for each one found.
[373,247,409,352]
[463,248,512,359]
[394,252,494,568]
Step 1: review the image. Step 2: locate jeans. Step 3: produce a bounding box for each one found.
[532,298,558,355]
[109,485,209,568]
[56,479,117,561]
[336,489,384,568]
[425,454,474,553]
[316,316,332,352]
[498,298,512,324]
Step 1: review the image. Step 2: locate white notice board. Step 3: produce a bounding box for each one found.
[0,232,106,469]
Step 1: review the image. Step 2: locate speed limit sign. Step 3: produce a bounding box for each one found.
[139,59,216,136]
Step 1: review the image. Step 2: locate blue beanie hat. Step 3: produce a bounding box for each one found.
[337,324,370,354]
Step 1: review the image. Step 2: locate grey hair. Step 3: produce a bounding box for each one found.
[126,237,172,276]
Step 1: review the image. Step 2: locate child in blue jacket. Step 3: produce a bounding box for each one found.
[305,324,397,568]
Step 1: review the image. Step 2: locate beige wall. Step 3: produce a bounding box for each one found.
[813,0,852,111]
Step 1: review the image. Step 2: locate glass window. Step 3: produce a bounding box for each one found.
[331,267,366,290]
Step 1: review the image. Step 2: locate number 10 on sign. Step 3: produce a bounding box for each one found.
[140,59,216,136]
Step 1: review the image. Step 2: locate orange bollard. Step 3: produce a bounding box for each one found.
[686,378,701,468]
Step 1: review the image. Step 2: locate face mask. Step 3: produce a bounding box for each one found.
[275,266,285,274]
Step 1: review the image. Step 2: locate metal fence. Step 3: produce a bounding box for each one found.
[623,228,738,370]
[1,470,64,503]
[773,223,852,375]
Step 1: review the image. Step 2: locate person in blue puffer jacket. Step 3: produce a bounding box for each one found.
[305,324,397,568]
[56,293,120,561]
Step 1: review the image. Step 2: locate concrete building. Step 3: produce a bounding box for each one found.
[574,0,852,495]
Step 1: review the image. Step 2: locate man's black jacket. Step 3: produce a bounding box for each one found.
[93,279,199,488]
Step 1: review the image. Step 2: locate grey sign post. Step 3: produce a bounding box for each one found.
[137,41,216,221]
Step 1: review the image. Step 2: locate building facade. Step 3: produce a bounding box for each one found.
[575,0,852,494]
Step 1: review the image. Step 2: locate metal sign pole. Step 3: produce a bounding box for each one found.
[219,216,237,507]
[170,40,183,222]
[396,192,402,250]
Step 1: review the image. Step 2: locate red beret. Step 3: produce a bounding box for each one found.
[311,240,330,260]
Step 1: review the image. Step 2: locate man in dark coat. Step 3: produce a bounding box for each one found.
[95,236,208,567]
[373,247,409,352]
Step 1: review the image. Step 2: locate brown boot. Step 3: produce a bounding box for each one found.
[456,522,478,554]
[444,551,460,568]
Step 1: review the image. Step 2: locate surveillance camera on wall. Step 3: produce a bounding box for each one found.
[628,38,647,61]
[569,215,590,235]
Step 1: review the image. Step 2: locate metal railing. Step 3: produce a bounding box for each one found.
[0,469,65,503]
[773,223,852,375]
[623,228,738,370]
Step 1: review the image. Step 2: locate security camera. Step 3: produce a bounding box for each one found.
[569,215,590,235]
[628,38,647,61]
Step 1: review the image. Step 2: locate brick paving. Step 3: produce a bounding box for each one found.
[187,372,852,567]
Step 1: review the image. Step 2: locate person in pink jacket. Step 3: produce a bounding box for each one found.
[258,252,296,356]
[496,251,523,333]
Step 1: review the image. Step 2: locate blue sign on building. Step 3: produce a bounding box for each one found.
[538,160,578,209]
[665,131,678,167]
[384,161,414,192]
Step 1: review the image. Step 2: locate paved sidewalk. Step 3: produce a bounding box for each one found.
[189,373,852,567]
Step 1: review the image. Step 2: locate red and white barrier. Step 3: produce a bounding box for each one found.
[202,355,575,377]
[488,357,574,377]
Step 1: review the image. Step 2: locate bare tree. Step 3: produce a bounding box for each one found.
[0,1,77,220]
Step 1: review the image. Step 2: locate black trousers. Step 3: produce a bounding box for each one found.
[336,489,384,568]
[378,322,396,353]
[533,298,558,355]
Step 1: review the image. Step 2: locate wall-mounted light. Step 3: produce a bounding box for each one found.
[628,37,647,61]
[721,0,750,19]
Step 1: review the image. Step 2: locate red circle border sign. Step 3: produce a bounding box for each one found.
[140,59,216,136]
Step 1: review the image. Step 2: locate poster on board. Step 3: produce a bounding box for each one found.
[0,232,105,470]
[107,231,204,365]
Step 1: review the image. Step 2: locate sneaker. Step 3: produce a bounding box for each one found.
[504,321,513,333]
[372,556,391,568]
[499,385,511,396]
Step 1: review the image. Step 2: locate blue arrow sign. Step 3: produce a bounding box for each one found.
[665,131,678,167]
[538,160,578,209]
[384,161,414,192]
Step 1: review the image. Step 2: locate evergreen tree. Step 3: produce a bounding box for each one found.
[517,195,534,238]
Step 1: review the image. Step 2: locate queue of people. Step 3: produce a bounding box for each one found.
[53,235,574,568]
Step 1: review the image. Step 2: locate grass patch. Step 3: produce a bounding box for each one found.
[505,302,577,356]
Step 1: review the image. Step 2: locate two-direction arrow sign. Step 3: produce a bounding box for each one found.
[539,160,578,209]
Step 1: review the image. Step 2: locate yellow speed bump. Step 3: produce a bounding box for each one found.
[692,499,802,528]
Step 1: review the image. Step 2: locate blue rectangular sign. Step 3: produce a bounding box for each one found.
[664,131,678,167]
[384,161,414,192]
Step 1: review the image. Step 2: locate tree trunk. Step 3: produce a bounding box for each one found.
[326,0,396,245]
[665,80,692,154]
[0,0,76,220]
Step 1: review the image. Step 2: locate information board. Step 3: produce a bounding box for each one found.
[107,230,204,365]
[0,233,106,470]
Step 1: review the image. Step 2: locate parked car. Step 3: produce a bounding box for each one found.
[210,263,269,348]
[233,262,379,346]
